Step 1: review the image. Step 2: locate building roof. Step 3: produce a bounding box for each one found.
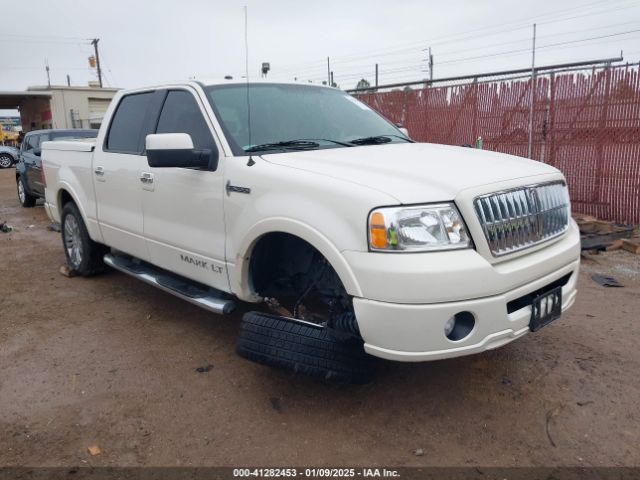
[27,85,120,93]
[0,91,51,109]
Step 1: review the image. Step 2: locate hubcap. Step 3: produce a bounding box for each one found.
[63,215,83,269]
[0,155,11,168]
[17,180,26,203]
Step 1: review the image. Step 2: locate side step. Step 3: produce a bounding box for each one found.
[103,253,236,315]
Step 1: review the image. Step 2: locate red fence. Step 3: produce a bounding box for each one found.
[356,65,640,224]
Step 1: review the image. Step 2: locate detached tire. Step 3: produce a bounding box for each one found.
[237,311,375,384]
[61,202,109,276]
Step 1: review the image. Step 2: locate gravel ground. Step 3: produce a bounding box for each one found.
[1,168,639,467]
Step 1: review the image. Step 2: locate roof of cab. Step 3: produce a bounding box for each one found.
[119,79,335,94]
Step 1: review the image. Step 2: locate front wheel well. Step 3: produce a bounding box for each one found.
[248,232,360,336]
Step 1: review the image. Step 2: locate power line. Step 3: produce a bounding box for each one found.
[272,21,638,82]
[437,29,640,66]
[268,0,638,75]
[320,30,638,86]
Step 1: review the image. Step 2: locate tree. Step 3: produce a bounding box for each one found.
[355,78,371,91]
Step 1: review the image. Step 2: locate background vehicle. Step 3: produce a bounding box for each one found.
[16,129,97,207]
[0,145,19,169]
[41,82,580,383]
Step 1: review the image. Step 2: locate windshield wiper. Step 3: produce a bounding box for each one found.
[295,138,354,147]
[348,134,414,145]
[244,140,320,153]
[243,138,354,153]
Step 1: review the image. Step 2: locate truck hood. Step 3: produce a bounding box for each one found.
[262,142,561,204]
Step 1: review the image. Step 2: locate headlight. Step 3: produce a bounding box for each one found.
[368,203,471,252]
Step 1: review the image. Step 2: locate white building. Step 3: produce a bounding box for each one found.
[0,85,119,132]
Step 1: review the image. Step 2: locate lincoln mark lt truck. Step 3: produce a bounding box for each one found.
[41,81,580,382]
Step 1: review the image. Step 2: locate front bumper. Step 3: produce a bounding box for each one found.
[353,258,578,361]
[346,222,581,362]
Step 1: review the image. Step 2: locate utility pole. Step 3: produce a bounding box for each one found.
[428,47,434,81]
[91,38,103,88]
[45,59,51,88]
[375,63,379,88]
[527,24,537,159]
[66,74,71,86]
[327,57,331,86]
[330,71,334,87]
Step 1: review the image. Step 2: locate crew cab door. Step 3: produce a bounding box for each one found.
[93,91,156,261]
[141,88,228,291]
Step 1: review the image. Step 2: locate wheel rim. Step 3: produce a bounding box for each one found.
[63,215,83,269]
[0,155,11,168]
[17,180,26,204]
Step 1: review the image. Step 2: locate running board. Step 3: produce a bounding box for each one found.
[103,253,236,315]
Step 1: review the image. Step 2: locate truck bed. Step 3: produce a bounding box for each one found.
[42,139,101,240]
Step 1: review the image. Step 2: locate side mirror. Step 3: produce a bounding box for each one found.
[145,133,214,169]
[398,127,409,137]
[33,148,42,157]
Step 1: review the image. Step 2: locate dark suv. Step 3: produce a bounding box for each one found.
[16,129,97,207]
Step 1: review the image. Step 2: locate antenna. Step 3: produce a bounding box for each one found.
[244,6,255,166]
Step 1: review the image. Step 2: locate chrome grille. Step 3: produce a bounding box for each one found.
[474,181,570,257]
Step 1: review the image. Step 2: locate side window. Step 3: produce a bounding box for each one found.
[105,92,154,154]
[155,90,216,153]
[24,135,40,153]
[23,135,35,152]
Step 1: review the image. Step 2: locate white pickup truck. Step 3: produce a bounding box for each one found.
[41,81,580,382]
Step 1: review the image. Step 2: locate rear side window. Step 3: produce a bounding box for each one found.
[23,135,39,152]
[155,90,216,152]
[106,92,153,154]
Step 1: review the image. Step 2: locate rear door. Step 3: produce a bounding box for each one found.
[93,91,157,261]
[29,132,48,196]
[21,134,41,195]
[141,88,228,290]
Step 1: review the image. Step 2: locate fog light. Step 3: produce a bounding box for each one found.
[444,316,456,336]
[445,311,475,341]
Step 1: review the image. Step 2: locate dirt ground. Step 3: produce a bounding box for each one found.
[1,168,639,468]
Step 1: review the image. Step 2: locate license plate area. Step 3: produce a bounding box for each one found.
[529,286,562,332]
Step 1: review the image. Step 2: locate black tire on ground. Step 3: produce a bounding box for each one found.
[236,311,376,384]
[0,153,14,169]
[17,176,37,207]
[61,202,109,276]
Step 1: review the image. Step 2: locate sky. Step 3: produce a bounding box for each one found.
[1,0,640,116]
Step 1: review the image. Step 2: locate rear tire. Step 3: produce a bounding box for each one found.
[61,202,108,276]
[17,176,36,207]
[236,311,375,384]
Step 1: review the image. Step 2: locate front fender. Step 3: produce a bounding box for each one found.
[231,217,363,302]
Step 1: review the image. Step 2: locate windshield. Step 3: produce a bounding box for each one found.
[204,83,406,155]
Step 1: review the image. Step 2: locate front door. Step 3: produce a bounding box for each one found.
[141,89,228,291]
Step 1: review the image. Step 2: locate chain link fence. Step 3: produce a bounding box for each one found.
[354,63,640,224]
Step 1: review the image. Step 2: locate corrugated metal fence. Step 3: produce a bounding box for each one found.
[355,64,640,224]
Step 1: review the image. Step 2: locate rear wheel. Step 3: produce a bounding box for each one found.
[17,176,36,207]
[61,202,108,276]
[0,153,13,169]
[236,311,375,384]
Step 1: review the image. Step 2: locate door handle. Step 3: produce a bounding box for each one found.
[94,166,105,176]
[139,172,154,184]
